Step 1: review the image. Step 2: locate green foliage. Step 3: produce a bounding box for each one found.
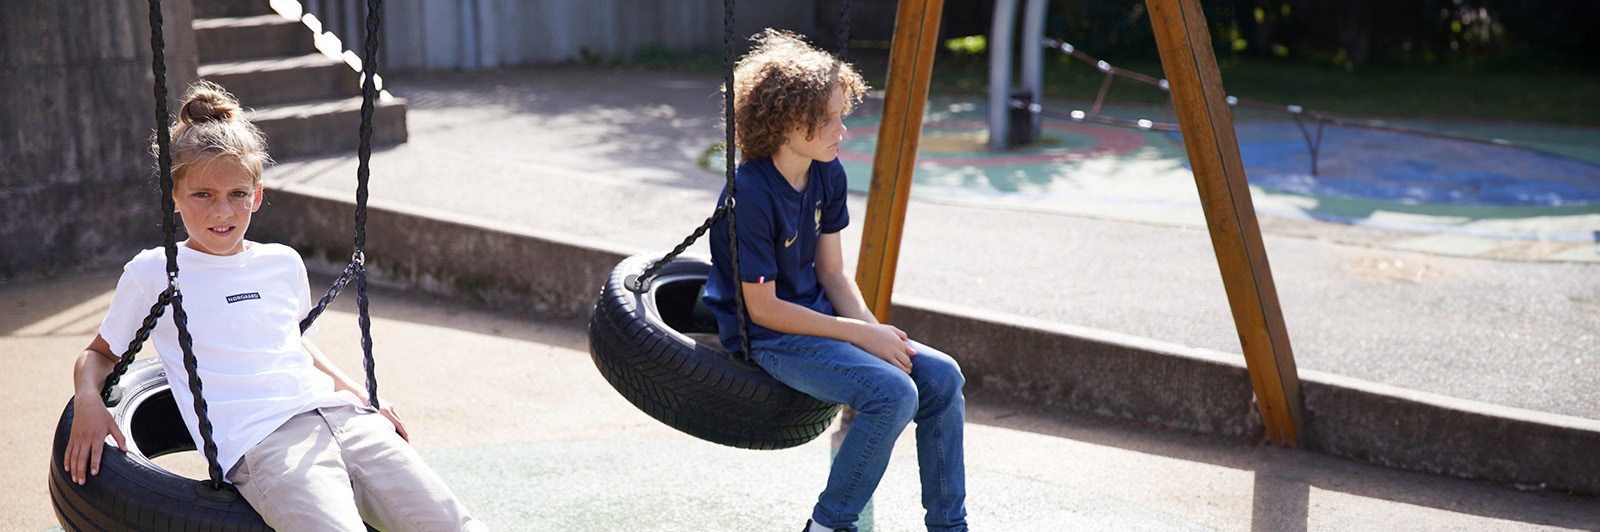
[1044,0,1598,73]
[568,43,724,75]
[944,35,987,55]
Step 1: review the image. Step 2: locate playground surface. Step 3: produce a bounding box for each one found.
[6,66,1600,530]
[6,270,1599,531]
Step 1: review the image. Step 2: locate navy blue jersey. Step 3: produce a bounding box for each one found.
[704,157,851,351]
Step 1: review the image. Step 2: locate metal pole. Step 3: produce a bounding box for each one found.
[1020,0,1047,137]
[1145,0,1302,446]
[856,0,946,322]
[986,0,1018,151]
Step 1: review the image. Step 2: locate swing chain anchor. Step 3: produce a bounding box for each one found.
[193,479,241,503]
[623,274,648,293]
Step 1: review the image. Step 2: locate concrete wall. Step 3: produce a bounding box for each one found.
[1,0,198,280]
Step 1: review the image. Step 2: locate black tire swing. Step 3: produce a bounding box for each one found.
[48,0,391,529]
[587,0,852,450]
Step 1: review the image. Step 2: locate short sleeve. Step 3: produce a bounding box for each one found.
[730,178,779,284]
[819,159,850,234]
[99,256,160,356]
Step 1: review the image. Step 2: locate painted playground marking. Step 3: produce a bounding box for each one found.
[839,120,1147,166]
[827,100,1600,261]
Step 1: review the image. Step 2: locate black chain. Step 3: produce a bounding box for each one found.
[625,207,728,293]
[722,0,752,360]
[837,0,851,59]
[172,290,227,489]
[99,287,172,402]
[295,0,383,410]
[354,0,383,410]
[300,260,360,333]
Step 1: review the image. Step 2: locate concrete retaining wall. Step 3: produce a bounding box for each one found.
[1,0,199,280]
[252,184,1600,495]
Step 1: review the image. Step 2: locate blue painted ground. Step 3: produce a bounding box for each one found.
[1186,122,1600,207]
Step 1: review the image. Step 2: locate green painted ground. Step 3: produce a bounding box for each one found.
[41,439,1213,532]
[425,439,1210,531]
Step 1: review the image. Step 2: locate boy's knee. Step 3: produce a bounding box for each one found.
[918,354,966,396]
[858,371,919,422]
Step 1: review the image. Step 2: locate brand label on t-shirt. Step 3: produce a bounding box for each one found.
[225,292,261,304]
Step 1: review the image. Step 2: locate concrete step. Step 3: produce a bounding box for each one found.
[251,95,408,160]
[193,0,275,19]
[200,53,359,106]
[195,15,315,63]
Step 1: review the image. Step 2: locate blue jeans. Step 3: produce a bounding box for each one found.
[751,334,968,532]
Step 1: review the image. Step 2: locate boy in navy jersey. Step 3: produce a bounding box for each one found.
[702,29,968,532]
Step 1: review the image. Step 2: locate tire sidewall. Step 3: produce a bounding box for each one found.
[50,357,270,531]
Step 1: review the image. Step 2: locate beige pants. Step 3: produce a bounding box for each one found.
[227,404,485,532]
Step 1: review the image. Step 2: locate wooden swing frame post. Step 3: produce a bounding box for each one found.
[855,0,946,322]
[1145,0,1303,446]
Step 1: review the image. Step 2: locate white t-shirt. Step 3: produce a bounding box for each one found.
[100,243,363,475]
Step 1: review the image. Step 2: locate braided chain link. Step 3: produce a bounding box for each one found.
[625,207,728,293]
[720,0,752,360]
[300,259,361,333]
[355,0,383,410]
[171,290,227,488]
[99,287,172,402]
[838,0,851,59]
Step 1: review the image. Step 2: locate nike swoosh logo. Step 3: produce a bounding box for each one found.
[784,234,798,248]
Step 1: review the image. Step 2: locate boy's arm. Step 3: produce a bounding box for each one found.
[303,338,409,441]
[743,232,916,373]
[65,334,128,485]
[814,232,877,325]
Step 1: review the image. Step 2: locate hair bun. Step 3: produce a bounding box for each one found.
[178,81,241,125]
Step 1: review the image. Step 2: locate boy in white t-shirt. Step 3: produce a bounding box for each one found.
[64,81,485,532]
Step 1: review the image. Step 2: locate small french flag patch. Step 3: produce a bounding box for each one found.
[756,275,767,283]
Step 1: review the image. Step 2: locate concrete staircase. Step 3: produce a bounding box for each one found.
[193,0,407,160]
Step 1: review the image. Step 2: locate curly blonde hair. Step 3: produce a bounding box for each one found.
[161,80,271,185]
[731,29,867,162]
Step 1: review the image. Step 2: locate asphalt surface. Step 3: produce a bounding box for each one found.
[7,270,1599,531]
[265,66,1600,421]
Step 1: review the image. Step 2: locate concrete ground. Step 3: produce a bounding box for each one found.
[7,271,1600,531]
[266,66,1600,420]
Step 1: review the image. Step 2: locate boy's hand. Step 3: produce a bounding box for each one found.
[855,323,916,374]
[66,394,126,485]
[377,403,410,442]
